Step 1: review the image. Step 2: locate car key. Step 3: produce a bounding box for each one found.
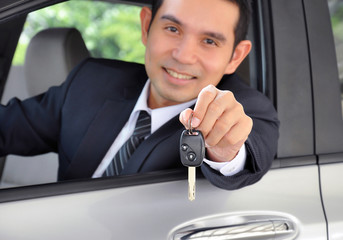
[180,113,205,201]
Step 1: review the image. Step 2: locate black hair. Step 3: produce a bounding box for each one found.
[150,0,252,48]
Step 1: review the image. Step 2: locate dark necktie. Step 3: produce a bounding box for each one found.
[103,111,151,176]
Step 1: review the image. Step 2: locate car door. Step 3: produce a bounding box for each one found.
[0,0,331,239]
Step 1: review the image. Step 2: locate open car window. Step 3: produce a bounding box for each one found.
[0,0,264,191]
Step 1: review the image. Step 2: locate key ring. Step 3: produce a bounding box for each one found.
[188,112,194,134]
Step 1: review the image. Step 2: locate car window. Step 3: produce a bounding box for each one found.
[11,0,145,66]
[328,0,343,117]
[1,0,264,190]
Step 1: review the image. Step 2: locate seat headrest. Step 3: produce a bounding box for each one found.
[24,28,90,96]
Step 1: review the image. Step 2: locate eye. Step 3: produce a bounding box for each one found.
[166,26,179,33]
[203,38,217,46]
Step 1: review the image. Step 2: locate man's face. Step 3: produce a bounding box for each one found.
[141,0,240,109]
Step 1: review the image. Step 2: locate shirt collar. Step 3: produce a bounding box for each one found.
[131,80,196,134]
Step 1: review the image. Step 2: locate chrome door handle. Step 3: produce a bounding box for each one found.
[168,211,299,240]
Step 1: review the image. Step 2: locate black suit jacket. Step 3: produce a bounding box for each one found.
[0,58,279,190]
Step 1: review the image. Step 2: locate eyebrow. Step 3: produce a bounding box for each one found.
[203,31,227,43]
[160,14,227,43]
[161,14,182,26]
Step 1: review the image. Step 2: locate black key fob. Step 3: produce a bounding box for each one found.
[180,129,205,167]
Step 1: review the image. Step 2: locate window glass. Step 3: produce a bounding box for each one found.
[328,0,343,116]
[12,0,145,66]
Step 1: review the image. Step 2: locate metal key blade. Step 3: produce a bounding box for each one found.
[188,167,196,201]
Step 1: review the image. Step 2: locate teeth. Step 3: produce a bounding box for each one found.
[166,69,193,80]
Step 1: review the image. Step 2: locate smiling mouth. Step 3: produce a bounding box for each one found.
[164,68,196,80]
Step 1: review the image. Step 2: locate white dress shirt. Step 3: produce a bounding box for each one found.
[92,80,246,178]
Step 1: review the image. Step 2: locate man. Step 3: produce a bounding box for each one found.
[0,0,279,190]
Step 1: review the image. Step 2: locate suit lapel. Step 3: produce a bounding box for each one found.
[64,98,136,179]
[120,115,184,175]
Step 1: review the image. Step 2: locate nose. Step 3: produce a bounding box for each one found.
[172,37,198,65]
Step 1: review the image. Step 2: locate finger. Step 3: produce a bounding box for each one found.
[205,100,246,146]
[205,110,239,147]
[192,85,218,128]
[197,90,234,137]
[215,116,252,149]
[179,108,194,129]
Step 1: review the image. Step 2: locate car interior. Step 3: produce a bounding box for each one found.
[0,27,90,187]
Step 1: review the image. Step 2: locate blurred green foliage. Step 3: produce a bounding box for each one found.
[331,1,343,40]
[329,0,343,84]
[12,1,145,65]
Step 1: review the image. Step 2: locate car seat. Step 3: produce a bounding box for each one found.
[0,28,90,188]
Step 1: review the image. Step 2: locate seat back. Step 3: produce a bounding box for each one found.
[25,27,90,96]
[1,28,90,188]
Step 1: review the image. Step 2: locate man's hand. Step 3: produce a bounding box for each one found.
[179,85,253,162]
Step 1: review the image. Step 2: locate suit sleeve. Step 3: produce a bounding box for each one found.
[201,76,280,190]
[0,60,87,157]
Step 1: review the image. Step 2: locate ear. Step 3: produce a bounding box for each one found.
[224,40,252,74]
[140,7,152,46]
